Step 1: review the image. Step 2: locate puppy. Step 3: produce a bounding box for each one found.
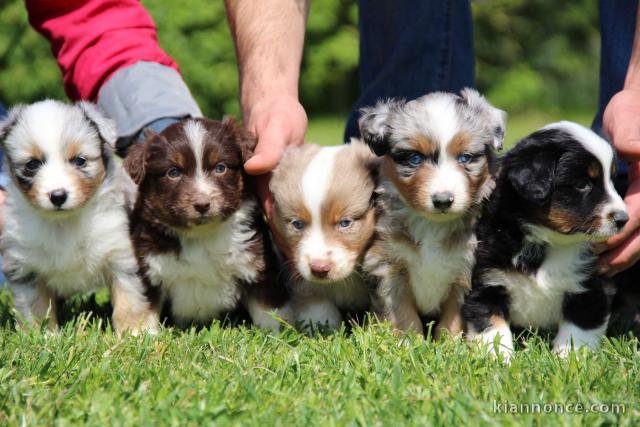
[358,88,506,337]
[462,121,628,360]
[0,100,156,334]
[269,141,385,329]
[125,117,290,329]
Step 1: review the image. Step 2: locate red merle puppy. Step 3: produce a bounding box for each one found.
[125,117,291,329]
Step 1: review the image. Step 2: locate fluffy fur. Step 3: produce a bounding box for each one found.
[358,88,506,338]
[462,121,628,361]
[269,141,387,329]
[0,100,156,334]
[126,117,290,329]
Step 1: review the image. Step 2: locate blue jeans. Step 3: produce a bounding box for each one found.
[344,0,475,141]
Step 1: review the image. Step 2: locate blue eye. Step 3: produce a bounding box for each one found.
[408,152,425,167]
[457,153,473,164]
[71,156,86,167]
[214,163,226,173]
[291,219,305,230]
[338,219,352,229]
[167,167,182,178]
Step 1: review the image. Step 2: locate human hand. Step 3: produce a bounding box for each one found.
[596,88,640,276]
[243,94,307,220]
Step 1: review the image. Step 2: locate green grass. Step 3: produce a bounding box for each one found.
[306,110,595,148]
[1,109,635,425]
[0,289,637,426]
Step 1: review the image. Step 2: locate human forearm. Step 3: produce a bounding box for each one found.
[225,0,310,115]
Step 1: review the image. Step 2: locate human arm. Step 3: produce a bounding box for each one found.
[225,0,309,216]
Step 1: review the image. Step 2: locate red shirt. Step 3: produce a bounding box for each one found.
[26,0,179,101]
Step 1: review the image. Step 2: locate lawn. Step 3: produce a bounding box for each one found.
[306,110,596,148]
[1,109,637,426]
[0,288,637,426]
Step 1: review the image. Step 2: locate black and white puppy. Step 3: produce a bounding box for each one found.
[359,89,506,337]
[463,121,628,360]
[125,117,291,329]
[0,100,157,334]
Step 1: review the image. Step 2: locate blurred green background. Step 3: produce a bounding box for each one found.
[0,0,599,147]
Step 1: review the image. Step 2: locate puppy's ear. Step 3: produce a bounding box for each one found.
[506,149,557,206]
[0,105,25,147]
[222,116,257,163]
[459,88,506,151]
[123,139,149,185]
[77,102,117,147]
[358,99,405,156]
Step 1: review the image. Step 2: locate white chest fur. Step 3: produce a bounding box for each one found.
[2,175,134,296]
[395,212,476,315]
[483,242,589,329]
[145,203,261,323]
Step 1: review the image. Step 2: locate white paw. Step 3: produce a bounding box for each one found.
[476,326,514,364]
[296,301,342,331]
[252,305,295,332]
[553,321,605,359]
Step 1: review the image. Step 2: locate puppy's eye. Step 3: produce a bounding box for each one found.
[167,167,182,179]
[291,219,305,230]
[576,179,592,193]
[407,152,425,167]
[71,156,87,167]
[457,153,473,164]
[214,163,226,173]
[337,219,353,229]
[25,159,43,172]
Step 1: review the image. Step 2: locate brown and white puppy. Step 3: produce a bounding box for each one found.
[269,141,386,329]
[359,88,506,337]
[126,117,290,329]
[0,100,157,334]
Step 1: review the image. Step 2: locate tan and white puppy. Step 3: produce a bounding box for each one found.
[0,100,157,334]
[270,141,386,329]
[359,88,506,337]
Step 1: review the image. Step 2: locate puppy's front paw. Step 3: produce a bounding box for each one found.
[296,301,342,332]
[552,322,605,359]
[476,326,514,364]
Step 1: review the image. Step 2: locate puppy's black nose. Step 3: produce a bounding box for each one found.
[432,191,454,210]
[193,200,211,214]
[49,189,68,207]
[611,210,629,231]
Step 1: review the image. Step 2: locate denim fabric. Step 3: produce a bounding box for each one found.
[594,0,638,194]
[344,0,475,142]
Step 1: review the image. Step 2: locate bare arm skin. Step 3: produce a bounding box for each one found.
[598,4,640,276]
[225,1,310,218]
